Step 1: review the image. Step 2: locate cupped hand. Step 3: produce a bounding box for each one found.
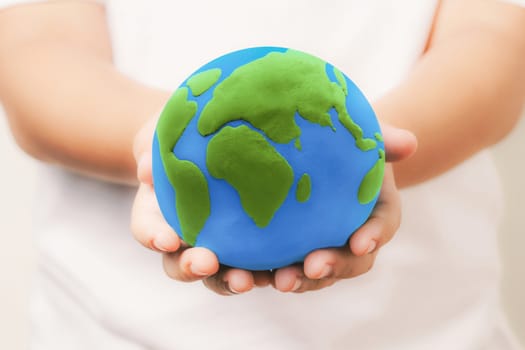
[131,118,416,295]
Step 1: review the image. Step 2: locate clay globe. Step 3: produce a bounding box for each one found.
[152,47,385,270]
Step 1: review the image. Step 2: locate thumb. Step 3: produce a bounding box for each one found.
[133,118,157,185]
[380,123,417,162]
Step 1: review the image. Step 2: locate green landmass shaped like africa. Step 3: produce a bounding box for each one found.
[207,125,294,227]
[156,88,210,245]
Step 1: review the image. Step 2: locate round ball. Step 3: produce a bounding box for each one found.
[152,47,384,270]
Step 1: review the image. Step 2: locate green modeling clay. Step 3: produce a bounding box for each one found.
[198,50,376,151]
[333,67,348,96]
[358,149,385,204]
[187,68,222,96]
[156,88,210,245]
[296,173,312,203]
[294,138,302,151]
[207,125,294,227]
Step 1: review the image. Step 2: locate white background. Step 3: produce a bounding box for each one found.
[0,111,524,348]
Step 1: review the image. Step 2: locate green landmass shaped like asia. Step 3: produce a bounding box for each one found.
[199,50,377,152]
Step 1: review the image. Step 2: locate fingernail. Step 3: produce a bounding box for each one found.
[367,240,377,254]
[190,263,209,277]
[227,283,241,295]
[153,234,173,252]
[291,278,302,292]
[319,265,333,279]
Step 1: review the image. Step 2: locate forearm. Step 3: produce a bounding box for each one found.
[376,0,525,188]
[1,45,169,184]
[0,3,169,185]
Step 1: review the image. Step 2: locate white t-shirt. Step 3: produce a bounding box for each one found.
[1,1,523,349]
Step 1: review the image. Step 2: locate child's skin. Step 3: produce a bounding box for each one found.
[0,1,524,295]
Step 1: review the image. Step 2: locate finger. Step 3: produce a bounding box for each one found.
[133,118,157,162]
[203,268,255,296]
[274,263,338,293]
[274,247,378,293]
[130,183,180,252]
[350,165,401,256]
[133,118,157,185]
[303,247,378,281]
[136,152,153,185]
[163,247,220,283]
[273,265,304,292]
[292,278,337,293]
[380,123,417,162]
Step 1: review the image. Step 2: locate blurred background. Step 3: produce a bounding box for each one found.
[0,109,524,348]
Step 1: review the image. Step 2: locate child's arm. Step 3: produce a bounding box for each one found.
[377,0,525,188]
[0,2,169,185]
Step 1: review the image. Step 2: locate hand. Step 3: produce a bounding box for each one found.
[131,119,416,295]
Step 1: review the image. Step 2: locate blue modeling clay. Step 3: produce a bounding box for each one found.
[152,47,384,270]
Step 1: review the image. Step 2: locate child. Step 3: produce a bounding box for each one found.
[1,0,524,349]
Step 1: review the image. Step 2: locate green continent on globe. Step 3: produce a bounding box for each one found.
[156,87,210,245]
[197,49,377,152]
[186,68,222,97]
[358,149,385,204]
[206,125,294,228]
